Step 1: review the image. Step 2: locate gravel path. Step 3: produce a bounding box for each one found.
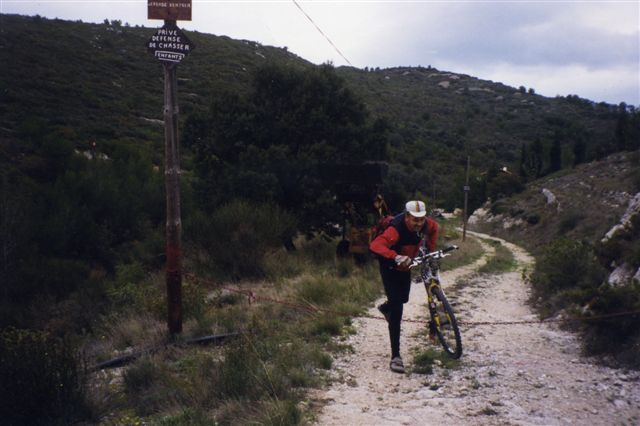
[313,232,640,425]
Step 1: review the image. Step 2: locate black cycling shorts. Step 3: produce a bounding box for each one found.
[379,264,411,304]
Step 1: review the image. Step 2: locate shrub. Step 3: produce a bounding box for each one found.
[558,210,585,233]
[530,238,639,367]
[123,355,189,417]
[489,200,509,215]
[254,400,301,426]
[526,212,540,225]
[581,282,640,367]
[0,328,90,425]
[186,201,297,280]
[531,238,605,295]
[156,408,218,426]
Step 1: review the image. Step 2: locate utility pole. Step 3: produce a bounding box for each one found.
[462,156,470,242]
[147,1,194,334]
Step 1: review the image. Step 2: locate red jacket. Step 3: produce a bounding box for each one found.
[369,214,439,271]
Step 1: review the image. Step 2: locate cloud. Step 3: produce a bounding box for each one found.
[455,61,640,105]
[2,0,638,104]
[350,2,639,104]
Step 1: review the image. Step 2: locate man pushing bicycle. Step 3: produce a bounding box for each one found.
[369,200,439,373]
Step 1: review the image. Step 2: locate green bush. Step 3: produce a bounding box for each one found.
[123,357,158,393]
[489,200,509,215]
[186,201,297,280]
[530,238,640,367]
[530,238,606,309]
[155,408,218,426]
[123,356,189,417]
[0,328,90,425]
[558,210,585,233]
[526,212,540,225]
[254,400,301,426]
[581,283,640,367]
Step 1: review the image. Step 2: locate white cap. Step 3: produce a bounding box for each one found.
[405,200,427,218]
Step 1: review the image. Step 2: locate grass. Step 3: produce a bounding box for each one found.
[478,239,517,274]
[84,236,382,425]
[80,224,486,424]
[411,347,460,375]
[440,235,484,271]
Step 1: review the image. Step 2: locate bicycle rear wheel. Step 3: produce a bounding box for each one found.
[431,286,462,359]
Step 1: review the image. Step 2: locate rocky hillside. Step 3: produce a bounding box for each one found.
[468,150,640,284]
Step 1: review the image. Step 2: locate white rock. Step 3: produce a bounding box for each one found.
[542,188,557,204]
[603,192,640,242]
[608,263,635,286]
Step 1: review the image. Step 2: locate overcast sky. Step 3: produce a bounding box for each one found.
[2,0,639,105]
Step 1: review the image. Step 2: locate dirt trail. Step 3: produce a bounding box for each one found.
[313,232,640,425]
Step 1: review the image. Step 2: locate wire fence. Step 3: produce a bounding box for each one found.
[184,272,640,328]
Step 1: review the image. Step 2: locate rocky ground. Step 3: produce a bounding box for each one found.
[311,232,640,425]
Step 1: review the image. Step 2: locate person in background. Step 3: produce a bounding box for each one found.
[369,200,439,373]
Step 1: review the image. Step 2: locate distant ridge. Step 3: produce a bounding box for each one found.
[0,13,631,208]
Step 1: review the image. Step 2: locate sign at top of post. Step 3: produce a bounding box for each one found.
[148,0,192,21]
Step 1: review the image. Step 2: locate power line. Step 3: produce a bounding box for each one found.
[292,0,353,66]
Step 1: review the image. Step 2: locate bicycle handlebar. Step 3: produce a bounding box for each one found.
[408,245,459,269]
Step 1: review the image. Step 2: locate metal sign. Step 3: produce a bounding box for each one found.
[148,0,192,21]
[147,24,194,63]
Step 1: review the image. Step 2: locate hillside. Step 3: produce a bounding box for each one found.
[0,14,309,165]
[468,150,640,256]
[1,14,635,210]
[337,66,624,193]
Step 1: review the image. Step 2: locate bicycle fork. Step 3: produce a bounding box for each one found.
[425,280,440,340]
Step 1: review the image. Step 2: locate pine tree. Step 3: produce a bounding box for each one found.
[531,138,544,178]
[549,133,562,173]
[615,102,629,151]
[573,136,586,166]
[519,143,530,180]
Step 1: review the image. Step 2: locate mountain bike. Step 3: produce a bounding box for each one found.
[409,245,462,359]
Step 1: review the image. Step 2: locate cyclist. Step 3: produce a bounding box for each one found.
[369,200,439,373]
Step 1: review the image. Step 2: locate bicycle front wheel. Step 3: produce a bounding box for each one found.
[431,286,462,359]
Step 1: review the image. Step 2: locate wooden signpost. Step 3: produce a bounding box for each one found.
[147,1,193,334]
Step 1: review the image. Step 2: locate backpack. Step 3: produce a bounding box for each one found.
[370,213,400,241]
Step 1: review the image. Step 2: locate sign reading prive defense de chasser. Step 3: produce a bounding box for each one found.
[148,0,192,21]
[147,24,194,63]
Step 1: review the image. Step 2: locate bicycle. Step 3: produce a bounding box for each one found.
[409,245,462,359]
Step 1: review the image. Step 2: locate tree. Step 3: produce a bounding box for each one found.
[573,135,586,166]
[549,133,562,173]
[519,143,530,179]
[615,102,629,151]
[530,138,544,178]
[519,139,545,180]
[186,63,389,236]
